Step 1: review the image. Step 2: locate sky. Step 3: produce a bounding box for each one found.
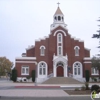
[0,0,100,65]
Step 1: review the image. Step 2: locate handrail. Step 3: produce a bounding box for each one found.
[47,73,53,78]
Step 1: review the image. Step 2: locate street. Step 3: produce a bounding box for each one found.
[0,97,92,100]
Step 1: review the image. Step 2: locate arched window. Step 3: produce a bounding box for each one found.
[57,33,62,43]
[74,46,80,56]
[40,46,46,56]
[58,46,61,55]
[39,62,46,75]
[73,62,82,78]
[58,16,61,21]
[55,16,57,21]
[62,17,64,21]
[57,33,63,56]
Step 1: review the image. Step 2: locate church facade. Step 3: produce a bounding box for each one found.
[15,6,99,83]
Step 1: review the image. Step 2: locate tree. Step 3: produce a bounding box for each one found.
[0,57,13,77]
[91,57,100,76]
[11,68,17,82]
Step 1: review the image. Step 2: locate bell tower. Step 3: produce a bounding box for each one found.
[50,3,67,30]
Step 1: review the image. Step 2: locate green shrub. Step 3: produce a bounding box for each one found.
[26,76,31,82]
[32,70,35,82]
[91,85,100,92]
[81,85,86,91]
[85,82,89,90]
[75,88,79,91]
[91,77,95,82]
[85,70,90,82]
[11,68,17,82]
[94,78,97,82]
[26,76,30,79]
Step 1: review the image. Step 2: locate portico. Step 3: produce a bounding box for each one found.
[53,54,68,77]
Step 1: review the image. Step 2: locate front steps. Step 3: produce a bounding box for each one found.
[42,77,83,84]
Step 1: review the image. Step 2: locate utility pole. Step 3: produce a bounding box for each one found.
[92,17,100,56]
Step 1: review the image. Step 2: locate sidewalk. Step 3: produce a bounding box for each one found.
[0,80,100,87]
[0,80,99,97]
[0,89,69,97]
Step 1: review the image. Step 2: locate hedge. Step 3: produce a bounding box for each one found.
[32,70,35,82]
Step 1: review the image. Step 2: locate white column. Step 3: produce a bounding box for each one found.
[53,65,56,77]
[64,65,67,77]
[53,65,57,77]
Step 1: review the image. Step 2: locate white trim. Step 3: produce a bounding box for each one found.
[16,61,37,65]
[85,48,91,51]
[91,67,99,75]
[57,33,63,56]
[83,62,92,63]
[74,46,80,56]
[21,66,29,75]
[39,45,46,49]
[15,57,36,60]
[83,57,92,60]
[40,45,46,56]
[50,24,67,31]
[35,36,49,42]
[54,30,67,36]
[91,74,99,75]
[71,36,84,42]
[53,55,68,77]
[74,46,80,50]
[26,45,34,50]
[57,33,62,43]
[37,61,48,78]
[73,61,83,78]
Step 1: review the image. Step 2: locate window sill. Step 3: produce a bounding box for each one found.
[21,73,29,75]
[91,74,99,75]
[40,55,45,56]
[75,55,79,56]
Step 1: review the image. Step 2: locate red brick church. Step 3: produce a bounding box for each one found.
[15,6,99,83]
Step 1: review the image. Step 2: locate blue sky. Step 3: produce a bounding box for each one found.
[0,0,100,65]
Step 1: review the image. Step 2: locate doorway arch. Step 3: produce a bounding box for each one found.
[56,62,64,77]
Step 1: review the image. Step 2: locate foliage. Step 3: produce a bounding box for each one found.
[91,57,100,74]
[81,85,86,91]
[26,76,31,82]
[85,82,89,90]
[0,57,13,77]
[91,57,100,69]
[74,88,79,91]
[32,70,35,82]
[85,70,90,82]
[11,68,17,82]
[26,76,31,79]
[91,84,100,92]
[94,78,97,82]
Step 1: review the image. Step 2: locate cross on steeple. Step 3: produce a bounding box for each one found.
[57,2,60,7]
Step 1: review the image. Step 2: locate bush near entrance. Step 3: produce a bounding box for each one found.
[85,70,90,82]
[32,70,35,82]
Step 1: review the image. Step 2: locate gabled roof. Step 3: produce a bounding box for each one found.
[54,7,63,15]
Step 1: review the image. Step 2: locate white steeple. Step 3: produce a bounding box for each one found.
[50,3,67,30]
